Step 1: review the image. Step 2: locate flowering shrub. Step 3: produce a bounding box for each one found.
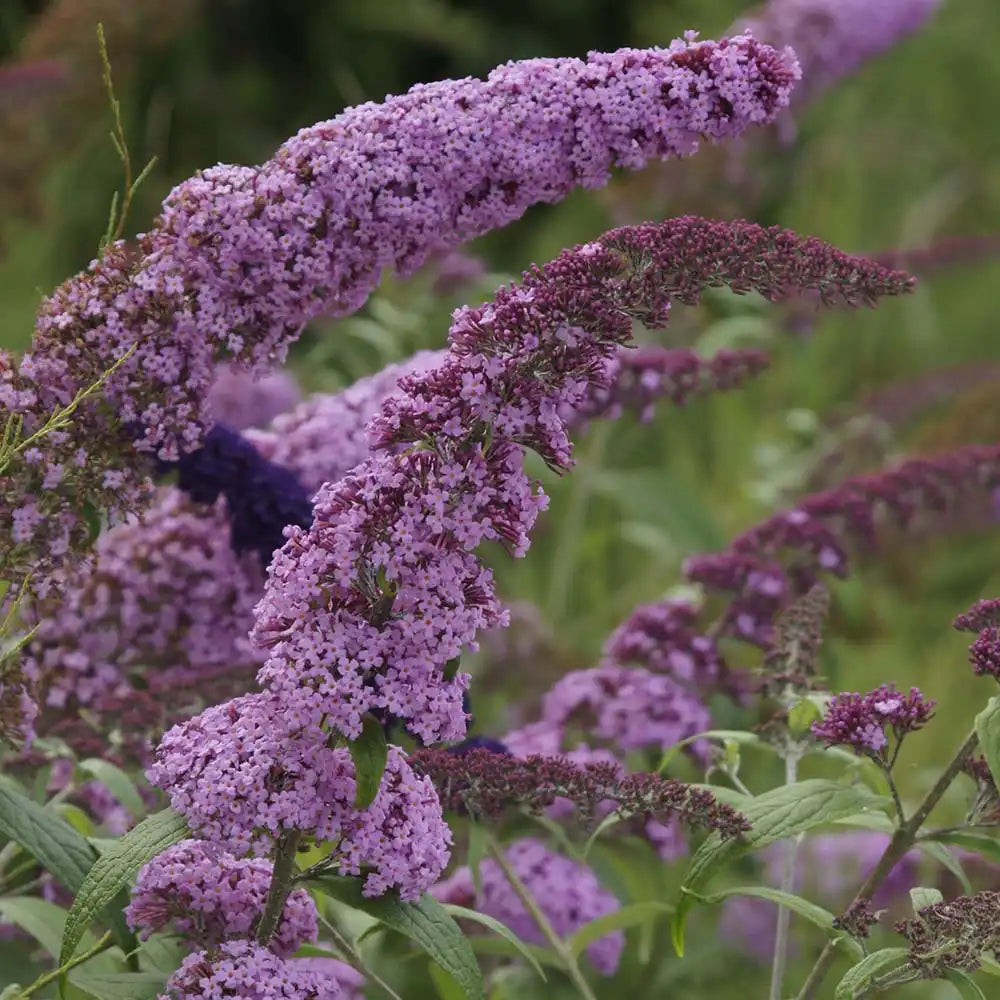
[3,7,1000,1000]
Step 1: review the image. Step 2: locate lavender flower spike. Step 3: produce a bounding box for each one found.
[6,35,799,590]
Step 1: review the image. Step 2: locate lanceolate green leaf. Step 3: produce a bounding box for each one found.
[568,901,676,959]
[349,713,389,810]
[671,780,888,956]
[928,830,1000,867]
[60,807,189,968]
[974,696,1000,792]
[444,904,547,980]
[0,775,97,893]
[313,875,484,1000]
[0,776,135,958]
[834,947,909,1000]
[0,897,72,958]
[68,971,167,1000]
[77,758,145,819]
[685,886,863,960]
[943,969,988,1000]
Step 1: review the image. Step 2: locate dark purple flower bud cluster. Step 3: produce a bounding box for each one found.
[127,839,318,957]
[953,599,1000,633]
[968,628,1000,681]
[735,0,941,108]
[157,422,313,567]
[572,345,770,424]
[896,890,1000,975]
[161,939,342,1000]
[760,584,830,693]
[409,746,749,837]
[687,443,1000,647]
[0,655,38,748]
[4,34,799,590]
[434,837,624,974]
[811,684,935,758]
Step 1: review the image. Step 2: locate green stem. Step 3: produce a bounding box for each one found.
[256,830,302,945]
[769,749,803,1000]
[546,421,611,624]
[795,726,979,1000]
[487,836,599,1000]
[315,910,406,1000]
[15,931,112,998]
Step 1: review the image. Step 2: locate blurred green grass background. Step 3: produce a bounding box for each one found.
[3,0,1000,995]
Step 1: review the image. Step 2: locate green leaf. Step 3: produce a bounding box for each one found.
[943,969,988,1000]
[788,698,823,736]
[444,904,547,980]
[467,823,487,898]
[568,901,675,959]
[834,947,910,1000]
[687,886,863,960]
[429,961,468,1000]
[313,876,484,1000]
[68,972,166,1000]
[349,713,389,810]
[671,780,888,956]
[657,730,765,772]
[60,808,189,968]
[929,831,1000,867]
[443,656,462,682]
[0,897,71,958]
[467,936,564,972]
[975,696,1000,792]
[909,886,944,912]
[0,775,97,893]
[76,759,145,819]
[916,841,971,893]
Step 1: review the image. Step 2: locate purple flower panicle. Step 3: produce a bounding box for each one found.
[148,693,450,899]
[811,684,934,758]
[161,940,342,1000]
[127,839,317,956]
[6,35,799,589]
[434,838,624,974]
[255,219,913,746]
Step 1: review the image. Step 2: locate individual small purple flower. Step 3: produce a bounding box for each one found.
[160,940,342,999]
[206,364,301,431]
[812,684,935,759]
[157,422,314,567]
[433,838,624,974]
[127,839,317,956]
[148,692,451,899]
